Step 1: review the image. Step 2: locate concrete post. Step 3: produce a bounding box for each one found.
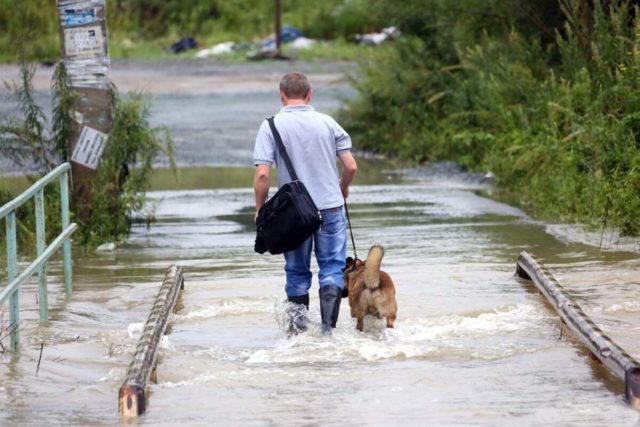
[55,0,113,220]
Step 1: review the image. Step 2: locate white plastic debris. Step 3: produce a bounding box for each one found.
[95,242,116,252]
[290,37,317,49]
[196,41,235,58]
[355,26,401,45]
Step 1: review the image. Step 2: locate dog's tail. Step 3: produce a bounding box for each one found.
[364,245,384,290]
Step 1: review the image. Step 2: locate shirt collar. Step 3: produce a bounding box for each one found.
[280,104,315,113]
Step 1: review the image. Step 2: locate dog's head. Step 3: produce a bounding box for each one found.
[342,256,365,292]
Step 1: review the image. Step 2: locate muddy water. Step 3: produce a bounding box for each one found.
[1,177,639,426]
[1,59,639,425]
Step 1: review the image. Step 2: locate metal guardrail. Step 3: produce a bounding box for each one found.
[516,251,640,409]
[119,265,184,418]
[1,162,77,352]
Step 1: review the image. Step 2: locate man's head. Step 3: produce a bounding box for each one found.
[279,72,312,105]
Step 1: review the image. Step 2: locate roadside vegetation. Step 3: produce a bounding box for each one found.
[0,0,376,62]
[340,0,640,237]
[0,62,175,254]
[1,0,639,238]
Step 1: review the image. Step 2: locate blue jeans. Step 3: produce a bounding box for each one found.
[284,206,347,297]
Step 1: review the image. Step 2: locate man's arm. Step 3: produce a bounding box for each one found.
[254,164,271,221]
[338,151,357,199]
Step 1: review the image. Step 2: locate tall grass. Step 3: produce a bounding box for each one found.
[341,0,640,236]
[0,0,379,62]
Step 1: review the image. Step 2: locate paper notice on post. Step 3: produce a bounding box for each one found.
[64,25,105,58]
[62,7,97,27]
[71,126,108,169]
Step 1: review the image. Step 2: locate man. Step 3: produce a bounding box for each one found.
[253,72,357,334]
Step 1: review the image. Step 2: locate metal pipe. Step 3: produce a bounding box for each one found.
[0,224,77,306]
[0,163,71,219]
[60,170,73,294]
[35,188,48,321]
[5,212,19,352]
[119,265,184,418]
[516,251,640,409]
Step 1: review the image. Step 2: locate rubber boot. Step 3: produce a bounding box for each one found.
[319,285,342,335]
[287,294,309,334]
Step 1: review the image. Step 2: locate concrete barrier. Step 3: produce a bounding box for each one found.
[516,251,640,409]
[119,265,184,417]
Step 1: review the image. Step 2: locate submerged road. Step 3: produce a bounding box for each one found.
[0,59,639,425]
[1,180,639,426]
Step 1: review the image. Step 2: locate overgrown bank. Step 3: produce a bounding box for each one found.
[340,0,640,237]
[0,62,175,254]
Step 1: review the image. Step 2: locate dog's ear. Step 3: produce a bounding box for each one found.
[342,257,354,273]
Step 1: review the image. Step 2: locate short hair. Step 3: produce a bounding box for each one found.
[279,72,311,99]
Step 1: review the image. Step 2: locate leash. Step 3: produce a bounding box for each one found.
[344,198,358,262]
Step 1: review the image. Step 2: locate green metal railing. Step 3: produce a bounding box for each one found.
[0,162,77,352]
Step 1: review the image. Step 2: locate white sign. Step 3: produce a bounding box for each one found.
[64,25,105,58]
[71,126,108,169]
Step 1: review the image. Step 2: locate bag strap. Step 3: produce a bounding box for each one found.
[267,116,298,181]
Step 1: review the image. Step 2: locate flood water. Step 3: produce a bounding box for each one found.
[1,60,640,426]
[1,176,639,426]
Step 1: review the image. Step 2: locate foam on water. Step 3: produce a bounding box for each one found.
[127,322,144,339]
[246,303,547,364]
[97,367,127,383]
[592,301,640,314]
[174,299,274,321]
[157,374,220,389]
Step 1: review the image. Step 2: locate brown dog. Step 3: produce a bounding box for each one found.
[343,245,397,331]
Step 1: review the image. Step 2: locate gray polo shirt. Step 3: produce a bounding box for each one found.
[253,104,352,210]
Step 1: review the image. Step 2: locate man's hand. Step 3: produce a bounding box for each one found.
[340,181,350,199]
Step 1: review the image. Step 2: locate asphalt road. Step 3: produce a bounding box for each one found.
[0,58,356,173]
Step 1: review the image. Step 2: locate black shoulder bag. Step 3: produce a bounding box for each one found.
[254,117,323,255]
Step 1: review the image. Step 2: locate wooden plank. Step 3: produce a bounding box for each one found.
[516,251,640,409]
[119,265,184,418]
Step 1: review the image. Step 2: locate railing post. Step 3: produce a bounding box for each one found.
[5,211,19,352]
[35,188,48,321]
[60,170,73,295]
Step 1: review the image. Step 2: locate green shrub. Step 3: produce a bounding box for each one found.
[77,91,176,246]
[0,62,175,250]
[341,0,640,236]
